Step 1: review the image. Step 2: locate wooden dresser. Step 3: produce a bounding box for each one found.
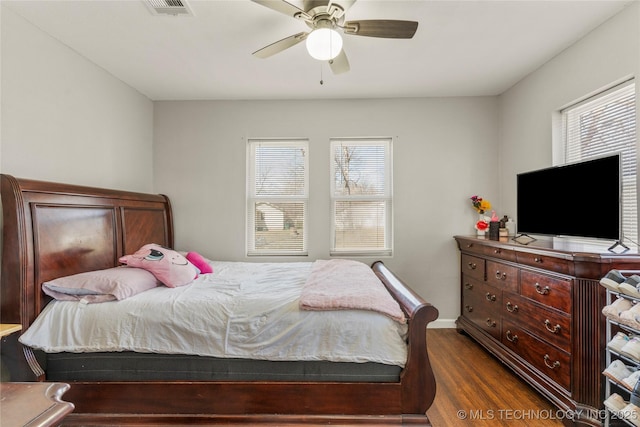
[454,235,640,425]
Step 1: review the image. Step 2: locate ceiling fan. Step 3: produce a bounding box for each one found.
[251,0,419,74]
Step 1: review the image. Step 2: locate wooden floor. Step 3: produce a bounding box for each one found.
[426,328,563,427]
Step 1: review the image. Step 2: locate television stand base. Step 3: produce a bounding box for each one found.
[608,240,630,253]
[512,233,537,245]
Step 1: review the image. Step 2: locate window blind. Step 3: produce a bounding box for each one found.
[247,139,308,255]
[330,138,393,255]
[562,81,637,244]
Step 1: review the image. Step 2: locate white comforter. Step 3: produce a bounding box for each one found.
[20,261,409,367]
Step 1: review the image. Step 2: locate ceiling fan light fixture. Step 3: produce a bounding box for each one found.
[306,28,343,60]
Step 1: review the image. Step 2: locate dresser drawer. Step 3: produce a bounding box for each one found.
[463,276,502,310]
[486,260,519,293]
[502,320,571,391]
[482,245,517,262]
[516,251,572,275]
[462,301,501,340]
[520,270,572,314]
[461,254,485,281]
[462,276,501,340]
[502,293,571,353]
[457,238,485,255]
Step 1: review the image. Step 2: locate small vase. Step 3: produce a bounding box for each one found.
[475,213,487,236]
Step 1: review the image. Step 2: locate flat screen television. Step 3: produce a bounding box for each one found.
[516,154,621,241]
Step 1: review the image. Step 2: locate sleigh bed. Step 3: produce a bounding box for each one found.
[0,173,439,425]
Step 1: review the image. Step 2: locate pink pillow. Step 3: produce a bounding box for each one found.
[186,252,213,274]
[119,244,198,288]
[42,266,159,304]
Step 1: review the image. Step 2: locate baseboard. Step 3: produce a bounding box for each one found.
[63,413,429,425]
[427,318,456,329]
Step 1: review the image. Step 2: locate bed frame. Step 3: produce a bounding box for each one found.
[1,173,439,425]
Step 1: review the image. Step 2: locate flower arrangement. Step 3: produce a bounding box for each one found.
[470,195,491,214]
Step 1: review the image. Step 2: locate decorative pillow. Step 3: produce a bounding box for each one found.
[186,251,213,274]
[42,266,159,304]
[119,243,198,288]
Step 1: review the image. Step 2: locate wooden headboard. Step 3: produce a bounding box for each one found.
[1,174,174,330]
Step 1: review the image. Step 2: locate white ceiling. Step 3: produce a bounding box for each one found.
[3,0,634,101]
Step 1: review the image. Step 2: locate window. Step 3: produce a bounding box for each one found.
[561,81,637,244]
[330,138,393,256]
[247,139,308,255]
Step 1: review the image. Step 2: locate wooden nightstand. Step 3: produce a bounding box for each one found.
[1,324,22,382]
[0,382,74,426]
[0,324,22,338]
[1,322,46,382]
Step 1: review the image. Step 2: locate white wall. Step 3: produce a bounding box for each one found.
[0,6,154,192]
[154,97,500,325]
[499,2,640,224]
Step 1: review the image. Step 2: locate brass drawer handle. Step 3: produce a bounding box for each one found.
[485,292,496,302]
[495,271,507,280]
[534,257,543,264]
[535,283,550,295]
[467,262,477,270]
[544,319,561,334]
[485,318,497,328]
[464,282,474,290]
[506,301,519,313]
[543,354,560,369]
[494,248,501,254]
[466,243,474,248]
[465,305,473,313]
[506,330,518,343]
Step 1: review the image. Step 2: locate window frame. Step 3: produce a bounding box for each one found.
[246,138,309,256]
[559,79,637,245]
[329,137,393,257]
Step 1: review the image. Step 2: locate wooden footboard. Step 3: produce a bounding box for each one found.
[373,261,439,414]
[0,174,439,424]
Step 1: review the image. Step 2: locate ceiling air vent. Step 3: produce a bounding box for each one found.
[144,0,194,16]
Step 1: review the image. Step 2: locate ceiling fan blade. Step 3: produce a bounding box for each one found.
[343,20,418,38]
[327,0,357,18]
[253,32,308,58]
[251,0,310,19]
[329,49,350,74]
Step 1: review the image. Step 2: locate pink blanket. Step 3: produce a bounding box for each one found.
[299,259,406,324]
